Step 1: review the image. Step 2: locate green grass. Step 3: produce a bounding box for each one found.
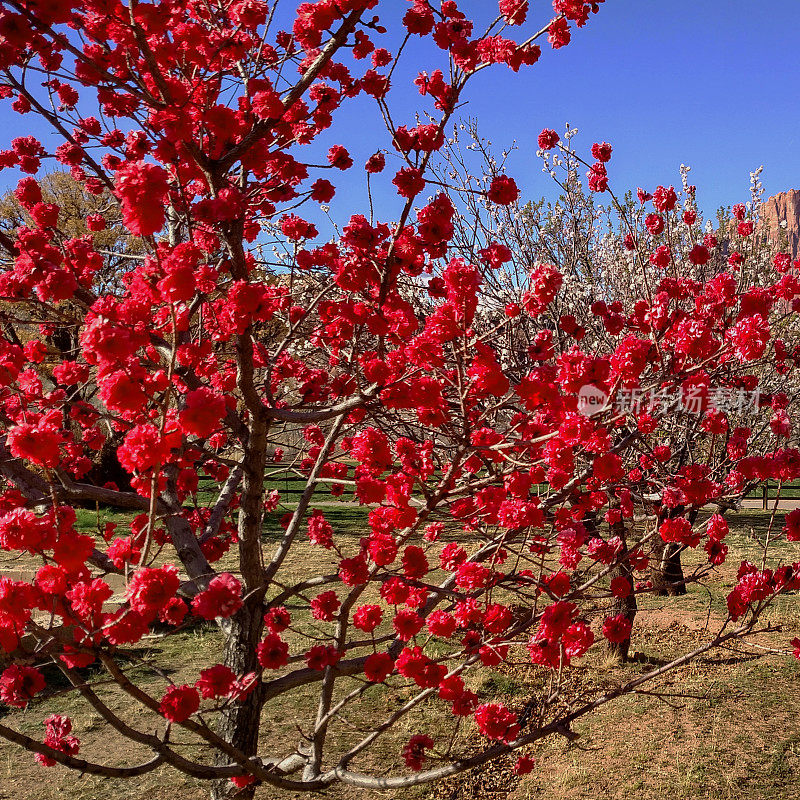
[477,673,528,700]
[743,480,800,500]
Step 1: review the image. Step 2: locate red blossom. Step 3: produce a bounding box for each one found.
[257,634,289,670]
[538,128,560,149]
[310,590,341,622]
[402,734,434,770]
[487,175,519,205]
[127,565,180,620]
[179,388,227,438]
[352,604,382,633]
[114,161,169,236]
[305,644,341,671]
[191,573,243,620]
[7,423,62,468]
[264,606,291,633]
[474,703,519,743]
[548,16,571,48]
[159,685,200,723]
[364,651,393,682]
[0,665,45,707]
[195,665,237,699]
[602,614,632,644]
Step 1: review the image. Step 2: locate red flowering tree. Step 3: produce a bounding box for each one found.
[437,125,800,619]
[0,1,798,798]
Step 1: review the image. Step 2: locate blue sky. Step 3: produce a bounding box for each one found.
[299,0,800,228]
[467,0,800,215]
[4,1,799,227]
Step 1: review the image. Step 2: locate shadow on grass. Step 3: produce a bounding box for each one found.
[262,505,370,542]
[700,652,765,667]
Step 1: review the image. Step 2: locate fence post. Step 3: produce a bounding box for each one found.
[762,484,768,511]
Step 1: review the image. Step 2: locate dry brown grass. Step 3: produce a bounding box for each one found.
[0,509,797,800]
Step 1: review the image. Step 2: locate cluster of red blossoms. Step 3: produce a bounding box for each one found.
[0,0,795,793]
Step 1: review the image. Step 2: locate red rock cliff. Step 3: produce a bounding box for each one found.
[761,189,800,258]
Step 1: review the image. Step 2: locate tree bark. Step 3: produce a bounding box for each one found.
[211,366,269,798]
[211,603,265,800]
[650,540,686,596]
[649,504,688,596]
[607,513,637,661]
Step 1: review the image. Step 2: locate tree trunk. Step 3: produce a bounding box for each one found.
[607,513,637,661]
[210,374,269,798]
[86,437,133,494]
[650,539,686,596]
[211,602,265,800]
[650,505,688,597]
